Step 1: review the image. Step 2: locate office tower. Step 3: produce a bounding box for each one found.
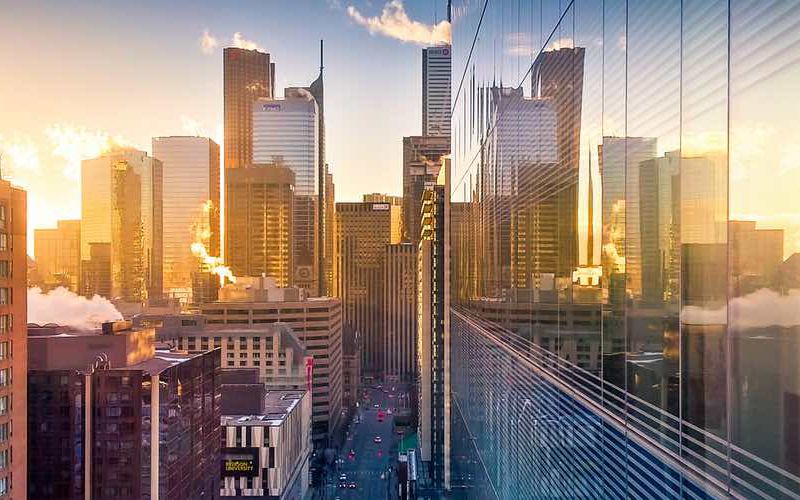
[33,219,81,292]
[224,47,274,170]
[422,44,452,140]
[335,201,401,377]
[0,179,26,499]
[324,169,335,296]
[600,136,657,299]
[363,193,403,205]
[341,324,361,410]
[417,157,450,490]
[152,136,220,303]
[384,243,417,382]
[220,389,312,498]
[225,165,294,286]
[253,93,319,292]
[402,136,450,243]
[80,149,163,302]
[729,220,784,294]
[27,321,220,499]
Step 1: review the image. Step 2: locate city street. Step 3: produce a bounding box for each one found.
[326,384,411,500]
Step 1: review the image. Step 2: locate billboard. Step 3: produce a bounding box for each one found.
[221,447,260,478]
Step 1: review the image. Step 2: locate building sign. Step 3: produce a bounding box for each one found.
[221,447,260,478]
[372,203,390,211]
[263,103,281,111]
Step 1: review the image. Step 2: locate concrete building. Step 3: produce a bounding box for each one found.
[417,158,450,490]
[188,278,342,446]
[0,179,26,499]
[384,243,417,383]
[402,136,450,243]
[80,148,163,301]
[363,193,402,206]
[27,321,220,499]
[224,47,274,170]
[341,324,361,411]
[152,136,220,304]
[422,44,452,140]
[33,219,81,292]
[334,201,401,378]
[225,165,294,287]
[253,93,319,292]
[220,386,312,499]
[324,170,336,297]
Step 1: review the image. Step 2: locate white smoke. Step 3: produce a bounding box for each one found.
[28,287,123,330]
[682,288,800,328]
[231,32,262,51]
[199,29,218,55]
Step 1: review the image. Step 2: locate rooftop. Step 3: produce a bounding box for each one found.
[221,390,307,427]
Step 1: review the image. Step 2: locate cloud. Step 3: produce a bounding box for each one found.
[682,288,800,329]
[199,29,218,55]
[326,0,343,9]
[0,133,40,176]
[231,32,262,51]
[347,0,451,46]
[505,32,533,57]
[44,124,130,180]
[180,115,208,137]
[28,287,123,330]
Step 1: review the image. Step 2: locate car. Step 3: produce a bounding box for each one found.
[348,482,357,489]
[338,482,347,489]
[339,473,347,481]
[373,403,380,409]
[374,436,382,444]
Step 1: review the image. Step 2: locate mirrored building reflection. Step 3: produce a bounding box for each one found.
[448,1,800,498]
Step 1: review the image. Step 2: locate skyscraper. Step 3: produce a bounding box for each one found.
[80,149,163,302]
[0,178,26,499]
[253,92,319,292]
[225,165,294,286]
[33,219,81,292]
[335,201,401,376]
[422,45,452,140]
[417,157,450,490]
[383,242,417,382]
[152,136,220,303]
[223,47,274,170]
[402,136,450,243]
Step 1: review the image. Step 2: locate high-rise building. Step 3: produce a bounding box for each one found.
[253,93,319,292]
[422,45,452,140]
[402,136,450,243]
[417,157,450,490]
[341,324,361,411]
[27,321,220,499]
[225,165,294,287]
[224,47,274,170]
[363,193,402,205]
[33,219,81,292]
[324,169,336,296]
[0,179,26,499]
[152,136,220,304]
[384,243,417,382]
[335,201,401,377]
[80,149,163,302]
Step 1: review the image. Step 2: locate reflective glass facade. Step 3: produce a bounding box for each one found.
[450,0,800,498]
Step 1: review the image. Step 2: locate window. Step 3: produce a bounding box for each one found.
[0,234,7,251]
[181,319,197,326]
[0,396,8,415]
[0,369,9,387]
[0,261,9,278]
[0,315,10,332]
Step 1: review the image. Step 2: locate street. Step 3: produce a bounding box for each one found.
[326,384,411,500]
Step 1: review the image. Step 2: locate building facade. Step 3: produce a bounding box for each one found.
[449,1,800,498]
[225,165,294,287]
[417,159,450,491]
[422,44,451,140]
[220,390,312,499]
[402,136,450,244]
[33,219,80,292]
[27,322,220,499]
[384,243,417,383]
[0,179,26,499]
[224,47,274,170]
[152,136,220,304]
[80,149,163,301]
[334,201,401,377]
[253,93,319,293]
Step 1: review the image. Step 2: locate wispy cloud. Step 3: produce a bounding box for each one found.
[347,0,451,46]
[199,29,218,55]
[0,134,40,176]
[231,32,262,51]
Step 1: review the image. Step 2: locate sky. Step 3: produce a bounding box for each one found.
[0,0,452,256]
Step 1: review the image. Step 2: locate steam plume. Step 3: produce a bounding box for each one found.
[347,0,451,46]
[191,200,236,286]
[200,29,218,55]
[28,287,122,330]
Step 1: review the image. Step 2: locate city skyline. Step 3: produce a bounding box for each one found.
[0,0,451,256]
